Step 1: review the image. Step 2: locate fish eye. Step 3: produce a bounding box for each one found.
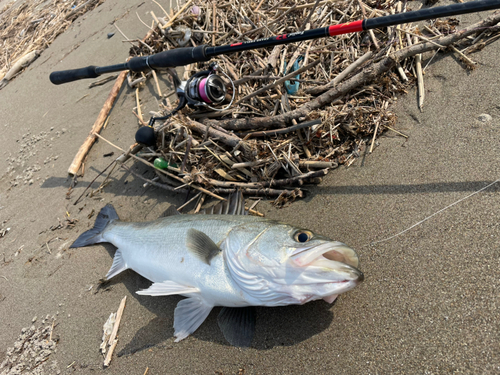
[294,231,312,243]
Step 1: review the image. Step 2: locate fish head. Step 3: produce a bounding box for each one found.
[224,221,364,306]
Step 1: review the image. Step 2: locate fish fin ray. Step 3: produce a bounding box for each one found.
[106,249,127,279]
[173,297,212,342]
[186,229,221,265]
[217,306,256,347]
[136,280,199,296]
[160,205,182,217]
[70,204,119,248]
[200,191,247,216]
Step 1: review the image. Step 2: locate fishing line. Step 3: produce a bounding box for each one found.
[369,177,500,245]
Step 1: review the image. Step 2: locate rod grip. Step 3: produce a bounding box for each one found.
[127,45,210,71]
[49,66,99,85]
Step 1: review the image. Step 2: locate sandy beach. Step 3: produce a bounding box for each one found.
[0,0,499,373]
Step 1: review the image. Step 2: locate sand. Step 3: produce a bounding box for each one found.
[0,0,499,373]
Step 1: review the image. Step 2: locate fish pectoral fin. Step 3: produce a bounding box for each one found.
[173,296,213,342]
[136,280,199,296]
[217,306,256,348]
[186,228,221,265]
[106,249,128,280]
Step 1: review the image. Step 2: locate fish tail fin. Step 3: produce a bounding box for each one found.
[70,204,119,248]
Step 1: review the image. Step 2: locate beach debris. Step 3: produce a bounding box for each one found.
[0,0,105,87]
[68,71,128,176]
[103,296,127,367]
[79,1,498,206]
[70,193,363,347]
[100,313,116,354]
[0,51,40,90]
[0,227,10,239]
[0,316,59,375]
[478,113,493,122]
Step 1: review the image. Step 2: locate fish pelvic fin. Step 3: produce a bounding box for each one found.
[136,280,199,296]
[217,306,256,348]
[186,228,221,265]
[106,249,128,280]
[173,296,213,342]
[70,204,119,248]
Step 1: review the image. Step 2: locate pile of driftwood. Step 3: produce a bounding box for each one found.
[83,1,500,208]
[0,0,105,89]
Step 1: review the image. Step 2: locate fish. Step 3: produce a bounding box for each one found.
[70,194,363,347]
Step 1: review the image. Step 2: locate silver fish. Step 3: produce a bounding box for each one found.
[71,194,363,347]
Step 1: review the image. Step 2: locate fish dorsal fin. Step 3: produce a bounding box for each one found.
[217,306,256,347]
[160,205,182,217]
[201,191,248,216]
[173,296,213,342]
[106,249,128,280]
[136,280,199,296]
[186,229,221,265]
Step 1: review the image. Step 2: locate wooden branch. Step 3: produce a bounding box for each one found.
[205,169,329,188]
[181,115,254,159]
[206,12,500,131]
[68,70,127,175]
[305,50,373,95]
[238,119,321,138]
[214,187,304,197]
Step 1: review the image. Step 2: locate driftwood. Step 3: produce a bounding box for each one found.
[0,50,40,89]
[68,70,128,175]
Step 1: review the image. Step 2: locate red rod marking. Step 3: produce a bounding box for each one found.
[328,20,364,36]
[231,42,243,47]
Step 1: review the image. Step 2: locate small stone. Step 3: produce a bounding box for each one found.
[50,127,54,131]
[32,316,37,323]
[478,113,492,122]
[61,128,67,134]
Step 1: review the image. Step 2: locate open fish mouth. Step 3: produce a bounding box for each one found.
[290,241,364,283]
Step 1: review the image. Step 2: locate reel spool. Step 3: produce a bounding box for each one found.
[183,63,234,111]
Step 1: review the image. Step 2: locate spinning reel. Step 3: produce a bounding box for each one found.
[135,62,235,147]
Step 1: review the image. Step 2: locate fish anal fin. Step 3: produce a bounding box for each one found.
[186,228,221,265]
[323,294,338,304]
[136,280,199,297]
[217,306,256,347]
[173,297,213,342]
[106,249,128,280]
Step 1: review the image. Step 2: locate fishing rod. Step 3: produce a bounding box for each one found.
[50,0,500,85]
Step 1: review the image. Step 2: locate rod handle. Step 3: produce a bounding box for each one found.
[49,66,99,85]
[127,45,210,71]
